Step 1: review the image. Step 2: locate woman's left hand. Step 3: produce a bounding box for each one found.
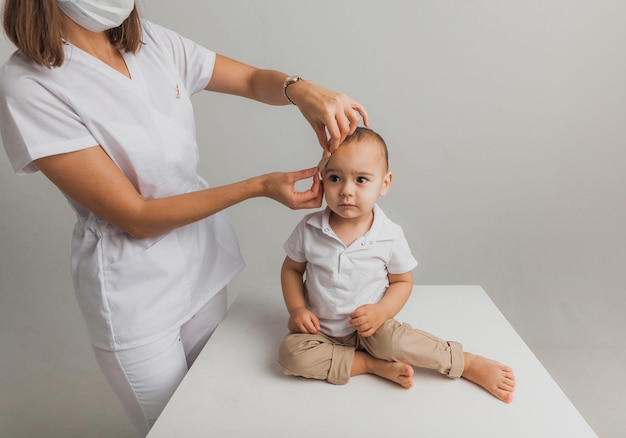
[287,81,369,154]
[207,56,368,154]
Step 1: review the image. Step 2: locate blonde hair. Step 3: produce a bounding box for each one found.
[2,0,142,68]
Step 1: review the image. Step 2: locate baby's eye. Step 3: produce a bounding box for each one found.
[356,176,368,184]
[327,175,340,182]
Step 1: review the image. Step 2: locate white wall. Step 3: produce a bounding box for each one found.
[1,1,624,437]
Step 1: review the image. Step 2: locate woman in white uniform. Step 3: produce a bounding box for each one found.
[0,0,368,434]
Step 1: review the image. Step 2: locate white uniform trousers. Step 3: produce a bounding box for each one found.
[92,288,227,436]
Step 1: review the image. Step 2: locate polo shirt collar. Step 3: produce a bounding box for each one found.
[306,204,396,242]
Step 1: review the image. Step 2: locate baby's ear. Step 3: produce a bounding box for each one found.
[379,172,393,196]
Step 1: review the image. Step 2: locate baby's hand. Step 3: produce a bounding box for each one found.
[288,307,321,334]
[349,304,386,337]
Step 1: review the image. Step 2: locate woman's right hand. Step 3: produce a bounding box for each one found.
[260,167,323,210]
[35,146,323,240]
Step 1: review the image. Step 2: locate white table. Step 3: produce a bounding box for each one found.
[147,285,597,438]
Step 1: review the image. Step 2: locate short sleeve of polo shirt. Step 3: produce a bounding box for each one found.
[386,225,419,274]
[283,215,311,264]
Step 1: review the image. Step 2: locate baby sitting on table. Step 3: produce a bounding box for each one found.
[277,127,515,402]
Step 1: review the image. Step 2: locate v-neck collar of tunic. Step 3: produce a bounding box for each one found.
[62,40,149,100]
[62,39,135,82]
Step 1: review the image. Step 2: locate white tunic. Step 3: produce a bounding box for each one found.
[283,204,418,337]
[0,20,245,350]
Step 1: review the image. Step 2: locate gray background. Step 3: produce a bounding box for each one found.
[1,1,624,437]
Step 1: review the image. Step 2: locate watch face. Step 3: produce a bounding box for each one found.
[283,76,303,105]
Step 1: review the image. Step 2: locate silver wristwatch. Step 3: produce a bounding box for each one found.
[282,75,303,105]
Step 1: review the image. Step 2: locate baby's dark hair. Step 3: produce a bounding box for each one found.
[342,127,389,171]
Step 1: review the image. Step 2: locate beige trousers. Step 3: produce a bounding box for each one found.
[278,319,464,385]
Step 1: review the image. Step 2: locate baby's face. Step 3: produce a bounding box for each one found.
[321,139,391,221]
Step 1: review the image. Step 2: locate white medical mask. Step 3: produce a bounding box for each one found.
[57,0,135,33]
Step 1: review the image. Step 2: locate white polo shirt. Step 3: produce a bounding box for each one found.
[0,20,245,350]
[284,204,418,337]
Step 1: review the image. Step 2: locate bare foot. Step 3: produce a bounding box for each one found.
[370,359,415,388]
[462,353,515,403]
[352,352,414,388]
